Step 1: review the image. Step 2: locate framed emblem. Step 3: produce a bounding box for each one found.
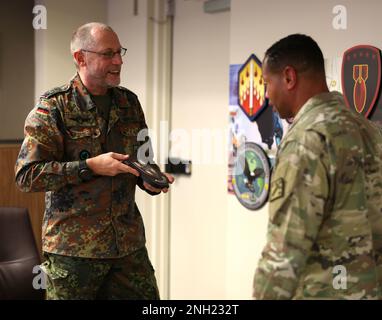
[238,54,266,121]
[341,45,382,118]
[232,142,271,210]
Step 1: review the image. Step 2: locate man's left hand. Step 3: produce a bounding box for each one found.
[143,173,175,194]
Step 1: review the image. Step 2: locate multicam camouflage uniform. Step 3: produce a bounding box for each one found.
[15,74,159,299]
[253,91,382,300]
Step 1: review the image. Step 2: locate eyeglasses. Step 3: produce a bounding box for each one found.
[81,47,127,59]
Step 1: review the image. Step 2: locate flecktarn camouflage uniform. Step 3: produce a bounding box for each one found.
[253,91,382,299]
[15,74,159,299]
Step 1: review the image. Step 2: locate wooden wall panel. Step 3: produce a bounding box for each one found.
[0,143,45,256]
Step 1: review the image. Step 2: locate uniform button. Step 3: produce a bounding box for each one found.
[79,150,91,160]
[92,129,101,138]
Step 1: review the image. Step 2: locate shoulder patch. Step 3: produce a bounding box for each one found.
[270,178,285,202]
[41,84,70,99]
[36,107,49,117]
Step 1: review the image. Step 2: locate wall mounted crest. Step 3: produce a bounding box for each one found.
[238,54,266,121]
[341,45,381,118]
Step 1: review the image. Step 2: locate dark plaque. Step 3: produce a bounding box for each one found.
[124,157,169,189]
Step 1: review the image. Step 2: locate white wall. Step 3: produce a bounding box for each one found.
[170,0,230,299]
[231,0,382,63]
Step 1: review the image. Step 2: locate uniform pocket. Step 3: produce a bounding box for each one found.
[64,126,99,160]
[40,257,69,280]
[118,121,144,155]
[64,110,99,140]
[66,127,94,139]
[64,111,95,127]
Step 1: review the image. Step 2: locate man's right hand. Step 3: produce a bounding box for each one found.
[86,152,139,177]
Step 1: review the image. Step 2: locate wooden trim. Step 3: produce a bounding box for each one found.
[0,143,44,257]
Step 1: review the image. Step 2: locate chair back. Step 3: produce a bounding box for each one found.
[0,207,44,299]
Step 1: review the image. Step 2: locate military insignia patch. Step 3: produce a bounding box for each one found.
[238,54,266,121]
[270,178,284,202]
[36,107,49,116]
[341,45,382,118]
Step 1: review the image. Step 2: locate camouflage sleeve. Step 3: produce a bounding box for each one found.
[253,133,329,299]
[15,98,82,192]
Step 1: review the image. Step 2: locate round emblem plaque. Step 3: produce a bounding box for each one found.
[232,142,271,210]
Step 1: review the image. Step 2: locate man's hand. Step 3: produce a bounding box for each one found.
[86,152,139,177]
[143,172,175,194]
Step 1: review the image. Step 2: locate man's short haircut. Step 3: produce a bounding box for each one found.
[264,34,325,75]
[70,22,115,68]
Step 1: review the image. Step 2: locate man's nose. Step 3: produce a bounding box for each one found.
[112,53,123,65]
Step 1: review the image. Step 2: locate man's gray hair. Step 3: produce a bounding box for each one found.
[70,22,115,67]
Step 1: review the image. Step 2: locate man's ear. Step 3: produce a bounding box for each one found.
[283,66,297,90]
[73,50,86,67]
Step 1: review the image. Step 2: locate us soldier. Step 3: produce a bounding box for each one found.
[253,34,382,299]
[15,22,174,299]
